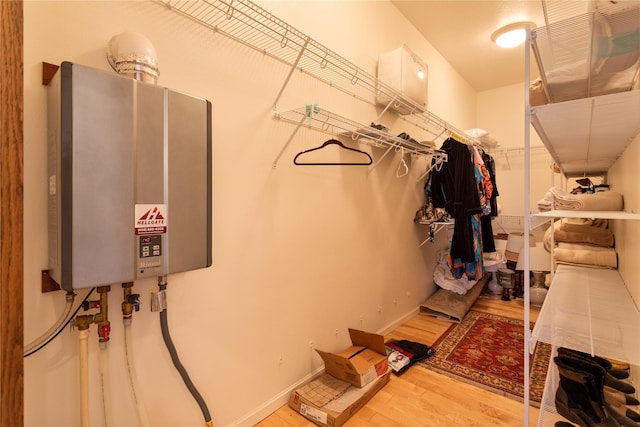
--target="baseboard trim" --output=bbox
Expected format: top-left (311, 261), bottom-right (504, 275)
top-left (227, 365), bottom-right (323, 426)
top-left (377, 306), bottom-right (421, 336)
top-left (229, 306), bottom-right (421, 426)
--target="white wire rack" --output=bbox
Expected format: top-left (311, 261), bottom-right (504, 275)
top-left (532, 90), bottom-right (640, 176)
top-left (274, 105), bottom-right (448, 173)
top-left (492, 144), bottom-right (548, 170)
top-left (533, 1), bottom-right (640, 102)
top-left (157, 0), bottom-right (480, 153)
top-left (158, 0), bottom-right (373, 108)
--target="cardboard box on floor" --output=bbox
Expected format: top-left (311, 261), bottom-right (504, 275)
top-left (289, 370), bottom-right (391, 427)
top-left (315, 328), bottom-right (388, 388)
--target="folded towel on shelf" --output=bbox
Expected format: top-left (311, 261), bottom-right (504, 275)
top-left (544, 218), bottom-right (614, 250)
top-left (554, 228), bottom-right (614, 248)
top-left (553, 243), bottom-right (618, 269)
top-left (549, 187), bottom-right (623, 211)
top-left (537, 191), bottom-right (553, 212)
top-left (562, 217), bottom-right (609, 228)
top-left (543, 218), bottom-right (617, 268)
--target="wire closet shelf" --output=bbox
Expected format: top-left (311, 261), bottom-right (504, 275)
top-left (157, 0), bottom-right (480, 163)
top-left (274, 105), bottom-right (448, 171)
top-left (532, 1), bottom-right (640, 103)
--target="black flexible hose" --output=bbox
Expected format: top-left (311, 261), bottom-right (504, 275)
top-left (24, 288), bottom-right (95, 358)
top-left (158, 282), bottom-right (212, 424)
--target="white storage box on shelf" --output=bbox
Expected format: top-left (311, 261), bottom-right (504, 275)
top-left (376, 44), bottom-right (428, 115)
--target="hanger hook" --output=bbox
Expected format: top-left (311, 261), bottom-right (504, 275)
top-left (320, 50), bottom-right (328, 69)
top-left (321, 116), bottom-right (330, 131)
top-left (396, 147), bottom-right (409, 178)
top-left (226, 0), bottom-right (234, 19)
top-left (281, 27), bottom-right (289, 48)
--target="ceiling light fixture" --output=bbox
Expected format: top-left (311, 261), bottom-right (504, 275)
top-left (491, 22), bottom-right (536, 49)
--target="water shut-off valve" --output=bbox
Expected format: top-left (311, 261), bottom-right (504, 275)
top-left (74, 285), bottom-right (111, 342)
top-left (122, 282), bottom-right (140, 322)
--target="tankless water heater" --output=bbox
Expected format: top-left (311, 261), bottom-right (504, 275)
top-left (48, 61), bottom-right (212, 291)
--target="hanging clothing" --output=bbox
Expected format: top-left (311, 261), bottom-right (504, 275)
top-left (447, 146), bottom-right (492, 280)
top-left (448, 213), bottom-right (484, 280)
top-left (481, 151), bottom-right (499, 217)
top-left (472, 146), bottom-right (493, 215)
top-left (429, 137), bottom-right (482, 263)
top-left (481, 213), bottom-right (496, 253)
top-left (479, 149), bottom-right (498, 253)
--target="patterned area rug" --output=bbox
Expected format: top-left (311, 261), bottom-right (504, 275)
top-left (418, 310), bottom-right (550, 406)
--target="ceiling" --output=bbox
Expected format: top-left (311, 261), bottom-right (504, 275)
top-left (392, 0), bottom-right (547, 92)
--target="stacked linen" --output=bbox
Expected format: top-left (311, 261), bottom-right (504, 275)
top-left (544, 218), bottom-right (617, 269)
top-left (553, 221), bottom-right (615, 247)
top-left (537, 191), bottom-right (553, 212)
top-left (537, 187), bottom-right (623, 212)
top-left (433, 249), bottom-right (478, 295)
top-left (552, 244), bottom-right (618, 269)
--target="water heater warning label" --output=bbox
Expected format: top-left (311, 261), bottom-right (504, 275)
top-left (135, 204), bottom-right (167, 235)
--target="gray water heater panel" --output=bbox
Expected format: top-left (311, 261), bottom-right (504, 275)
top-left (48, 61), bottom-right (212, 291)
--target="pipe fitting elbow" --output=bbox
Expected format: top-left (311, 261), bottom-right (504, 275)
top-left (74, 315), bottom-right (95, 331)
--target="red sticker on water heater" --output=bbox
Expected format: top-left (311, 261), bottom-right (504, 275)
top-left (135, 204), bottom-right (167, 235)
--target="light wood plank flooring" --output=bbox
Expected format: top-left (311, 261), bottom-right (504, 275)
top-left (255, 290), bottom-right (542, 427)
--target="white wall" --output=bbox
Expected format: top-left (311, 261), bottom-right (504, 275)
top-left (23, 2), bottom-right (477, 426)
top-left (583, 105), bottom-right (640, 400)
top-left (608, 132), bottom-right (640, 306)
top-left (476, 83), bottom-right (558, 218)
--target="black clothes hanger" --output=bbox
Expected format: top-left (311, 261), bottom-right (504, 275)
top-left (293, 138), bottom-right (373, 166)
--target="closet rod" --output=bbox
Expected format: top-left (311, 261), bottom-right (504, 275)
top-left (493, 145), bottom-right (546, 154)
top-left (404, 108), bottom-right (480, 148)
top-left (495, 145), bottom-right (548, 170)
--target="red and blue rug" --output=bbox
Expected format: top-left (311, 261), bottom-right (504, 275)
top-left (418, 310), bottom-right (550, 406)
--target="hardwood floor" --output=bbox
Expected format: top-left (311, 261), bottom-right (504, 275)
top-left (255, 290), bottom-right (542, 427)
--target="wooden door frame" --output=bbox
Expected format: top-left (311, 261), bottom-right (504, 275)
top-left (0, 1), bottom-right (24, 426)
